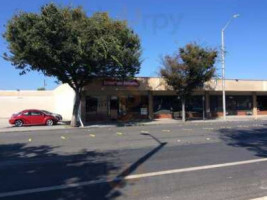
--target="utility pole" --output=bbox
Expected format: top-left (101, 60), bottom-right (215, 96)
top-left (221, 14), bottom-right (240, 120)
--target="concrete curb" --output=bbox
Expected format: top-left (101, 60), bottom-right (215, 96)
top-left (0, 125), bottom-right (75, 133)
top-left (1, 117), bottom-right (267, 132)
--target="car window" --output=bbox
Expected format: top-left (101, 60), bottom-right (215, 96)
top-left (31, 111), bottom-right (42, 116)
top-left (22, 112), bottom-right (30, 116)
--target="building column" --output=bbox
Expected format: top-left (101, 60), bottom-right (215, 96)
top-left (205, 92), bottom-right (211, 118)
top-left (148, 91), bottom-right (153, 120)
top-left (253, 92), bottom-right (257, 118)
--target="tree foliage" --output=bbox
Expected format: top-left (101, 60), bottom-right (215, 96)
top-left (160, 43), bottom-right (217, 121)
top-left (3, 3), bottom-right (141, 126)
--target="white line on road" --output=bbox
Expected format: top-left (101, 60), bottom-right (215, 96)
top-left (1, 158), bottom-right (267, 198)
top-left (250, 196), bottom-right (267, 200)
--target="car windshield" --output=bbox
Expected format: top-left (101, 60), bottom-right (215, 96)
top-left (41, 110), bottom-right (52, 115)
top-left (13, 112), bottom-right (22, 115)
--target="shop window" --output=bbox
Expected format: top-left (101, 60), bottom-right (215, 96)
top-left (210, 95), bottom-right (252, 113)
top-left (153, 96), bottom-right (181, 114)
top-left (86, 97), bottom-right (98, 113)
top-left (210, 96), bottom-right (222, 112)
top-left (186, 96), bottom-right (203, 113)
top-left (126, 96), bottom-right (148, 113)
top-left (257, 96), bottom-right (267, 111)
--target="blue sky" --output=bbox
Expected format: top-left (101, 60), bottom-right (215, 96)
top-left (0, 0), bottom-right (266, 90)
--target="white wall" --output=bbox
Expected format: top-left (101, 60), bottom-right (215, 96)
top-left (0, 84), bottom-right (75, 121)
top-left (53, 84), bottom-right (75, 121)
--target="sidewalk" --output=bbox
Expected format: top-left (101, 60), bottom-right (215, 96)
top-left (83, 115), bottom-right (267, 127)
top-left (1, 115), bottom-right (267, 132)
top-left (0, 118), bottom-right (73, 133)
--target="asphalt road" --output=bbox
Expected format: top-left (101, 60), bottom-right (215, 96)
top-left (1, 120), bottom-right (267, 200)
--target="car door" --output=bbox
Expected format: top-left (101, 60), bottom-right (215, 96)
top-left (29, 111), bottom-right (44, 125)
top-left (20, 111), bottom-right (31, 125)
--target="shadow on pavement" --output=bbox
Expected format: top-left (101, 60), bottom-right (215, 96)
top-left (219, 127), bottom-right (267, 157)
top-left (0, 143), bottom-right (120, 200)
top-left (0, 133), bottom-right (166, 200)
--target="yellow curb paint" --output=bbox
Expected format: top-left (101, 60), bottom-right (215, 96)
top-left (141, 131), bottom-right (149, 133)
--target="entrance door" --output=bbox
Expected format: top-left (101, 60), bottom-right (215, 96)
top-left (110, 96), bottom-right (119, 120)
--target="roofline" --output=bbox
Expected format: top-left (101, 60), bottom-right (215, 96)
top-left (136, 76), bottom-right (267, 82)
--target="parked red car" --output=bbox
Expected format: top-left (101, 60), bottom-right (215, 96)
top-left (9, 109), bottom-right (59, 127)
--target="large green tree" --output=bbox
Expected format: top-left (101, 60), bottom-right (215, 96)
top-left (3, 3), bottom-right (141, 126)
top-left (160, 43), bottom-right (217, 122)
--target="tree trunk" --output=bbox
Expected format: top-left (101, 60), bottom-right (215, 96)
top-left (70, 90), bottom-right (81, 127)
top-left (182, 98), bottom-right (186, 122)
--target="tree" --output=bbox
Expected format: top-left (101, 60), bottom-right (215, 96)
top-left (160, 43), bottom-right (217, 122)
top-left (3, 3), bottom-right (141, 126)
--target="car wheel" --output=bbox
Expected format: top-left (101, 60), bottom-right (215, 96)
top-left (15, 120), bottom-right (23, 127)
top-left (46, 119), bottom-right (54, 126)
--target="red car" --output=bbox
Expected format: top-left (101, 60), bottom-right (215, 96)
top-left (9, 109), bottom-right (59, 127)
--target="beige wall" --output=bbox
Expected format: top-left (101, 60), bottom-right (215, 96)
top-left (0, 84), bottom-right (75, 120)
top-left (83, 78), bottom-right (267, 93)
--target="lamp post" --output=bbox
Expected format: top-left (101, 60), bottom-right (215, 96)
top-left (221, 14), bottom-right (240, 120)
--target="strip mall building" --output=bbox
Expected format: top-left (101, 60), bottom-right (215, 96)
top-left (1, 77), bottom-right (267, 122)
top-left (80, 77), bottom-right (267, 122)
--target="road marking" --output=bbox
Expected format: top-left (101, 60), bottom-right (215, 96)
top-left (162, 130), bottom-right (171, 133)
top-left (250, 196), bottom-right (267, 200)
top-left (116, 132), bottom-right (123, 136)
top-left (28, 138), bottom-right (32, 142)
top-left (89, 134), bottom-right (95, 137)
top-left (183, 129), bottom-right (192, 131)
top-left (1, 158), bottom-right (267, 198)
top-left (203, 128), bottom-right (214, 130)
top-left (126, 158), bottom-right (267, 179)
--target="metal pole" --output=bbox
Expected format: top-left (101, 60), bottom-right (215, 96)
top-left (202, 94), bottom-right (205, 120)
top-left (221, 14), bottom-right (239, 120)
top-left (221, 30), bottom-right (226, 120)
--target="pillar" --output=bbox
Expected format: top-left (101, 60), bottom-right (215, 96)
top-left (205, 92), bottom-right (211, 118)
top-left (253, 92), bottom-right (257, 118)
top-left (148, 91), bottom-right (153, 120)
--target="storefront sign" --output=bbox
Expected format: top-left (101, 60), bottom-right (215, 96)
top-left (140, 108), bottom-right (148, 115)
top-left (103, 80), bottom-right (140, 87)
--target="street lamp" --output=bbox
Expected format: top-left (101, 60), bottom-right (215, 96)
top-left (221, 14), bottom-right (240, 120)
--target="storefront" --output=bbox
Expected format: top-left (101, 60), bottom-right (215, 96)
top-left (153, 95), bottom-right (204, 119)
top-left (85, 95), bottom-right (149, 121)
top-left (81, 79), bottom-right (151, 122)
top-left (210, 95), bottom-right (253, 117)
top-left (80, 78), bottom-right (267, 122)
